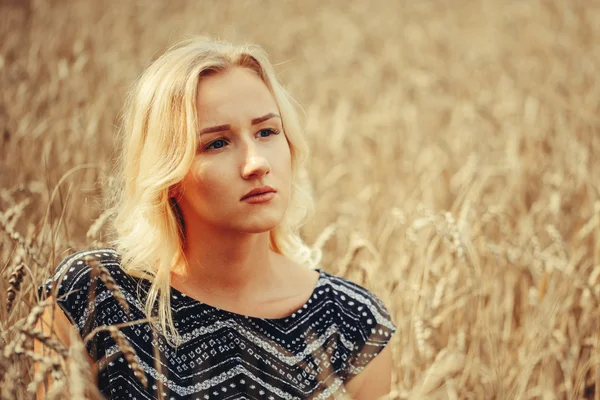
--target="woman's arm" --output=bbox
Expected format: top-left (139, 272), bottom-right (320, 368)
top-left (344, 343), bottom-right (394, 399)
top-left (33, 297), bottom-right (97, 399)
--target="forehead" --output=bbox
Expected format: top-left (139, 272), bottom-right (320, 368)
top-left (196, 67), bottom-right (279, 125)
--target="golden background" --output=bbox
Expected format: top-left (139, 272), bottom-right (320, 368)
top-left (1, 0), bottom-right (599, 398)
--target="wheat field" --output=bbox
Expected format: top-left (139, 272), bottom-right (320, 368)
top-left (1, 0), bottom-right (600, 398)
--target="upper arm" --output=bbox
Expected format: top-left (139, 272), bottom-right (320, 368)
top-left (33, 297), bottom-right (97, 399)
top-left (37, 250), bottom-right (102, 354)
top-left (332, 280), bottom-right (397, 399)
top-left (344, 337), bottom-right (394, 400)
top-left (35, 297), bottom-right (74, 350)
top-left (34, 251), bottom-right (105, 399)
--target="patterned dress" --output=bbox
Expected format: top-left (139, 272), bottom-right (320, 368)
top-left (38, 248), bottom-right (397, 399)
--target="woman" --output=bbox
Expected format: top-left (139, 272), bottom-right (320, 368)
top-left (36, 36), bottom-right (396, 399)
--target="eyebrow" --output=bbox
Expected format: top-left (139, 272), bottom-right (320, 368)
top-left (199, 113), bottom-right (281, 135)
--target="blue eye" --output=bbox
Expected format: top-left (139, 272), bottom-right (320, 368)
top-left (205, 139), bottom-right (228, 150)
top-left (259, 128), bottom-right (281, 138)
top-left (203, 129), bottom-right (280, 152)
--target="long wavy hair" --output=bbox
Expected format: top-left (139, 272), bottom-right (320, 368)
top-left (104, 36), bottom-right (320, 346)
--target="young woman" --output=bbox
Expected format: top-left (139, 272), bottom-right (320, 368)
top-left (36, 36), bottom-right (396, 399)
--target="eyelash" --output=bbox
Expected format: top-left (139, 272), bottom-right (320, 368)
top-left (203, 128), bottom-right (281, 151)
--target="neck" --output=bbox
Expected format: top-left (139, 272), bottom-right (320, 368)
top-left (172, 223), bottom-right (280, 299)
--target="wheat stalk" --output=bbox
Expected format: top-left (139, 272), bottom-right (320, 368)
top-left (68, 335), bottom-right (88, 399)
top-left (67, 329), bottom-right (104, 399)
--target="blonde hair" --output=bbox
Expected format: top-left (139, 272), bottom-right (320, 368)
top-left (104, 36), bottom-right (320, 346)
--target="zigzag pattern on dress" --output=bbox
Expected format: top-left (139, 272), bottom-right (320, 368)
top-left (39, 248), bottom-right (397, 399)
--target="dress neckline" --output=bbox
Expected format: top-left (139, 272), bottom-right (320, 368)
top-left (134, 267), bottom-right (326, 323)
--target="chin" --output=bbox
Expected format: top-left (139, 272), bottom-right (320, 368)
top-left (243, 226), bottom-right (278, 234)
top-left (241, 219), bottom-right (281, 234)
top-left (237, 212), bottom-right (285, 234)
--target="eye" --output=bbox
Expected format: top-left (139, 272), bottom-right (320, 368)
top-left (258, 128), bottom-right (281, 138)
top-left (204, 139), bottom-right (228, 151)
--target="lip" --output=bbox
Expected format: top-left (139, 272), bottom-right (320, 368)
top-left (240, 185), bottom-right (277, 201)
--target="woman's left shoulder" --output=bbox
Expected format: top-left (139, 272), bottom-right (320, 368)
top-left (317, 269), bottom-right (397, 378)
top-left (318, 269), bottom-right (396, 330)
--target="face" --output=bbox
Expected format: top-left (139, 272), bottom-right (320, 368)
top-left (173, 66), bottom-right (292, 235)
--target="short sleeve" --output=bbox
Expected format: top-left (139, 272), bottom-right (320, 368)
top-left (37, 250), bottom-right (103, 360)
top-left (343, 285), bottom-right (397, 379)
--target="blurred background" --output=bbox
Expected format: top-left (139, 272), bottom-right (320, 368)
top-left (1, 0), bottom-right (599, 398)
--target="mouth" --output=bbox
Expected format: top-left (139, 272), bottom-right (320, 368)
top-left (241, 186), bottom-right (277, 201)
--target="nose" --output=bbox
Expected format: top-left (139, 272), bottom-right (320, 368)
top-left (241, 145), bottom-right (271, 180)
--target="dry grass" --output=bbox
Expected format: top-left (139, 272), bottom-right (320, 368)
top-left (1, 0), bottom-right (600, 398)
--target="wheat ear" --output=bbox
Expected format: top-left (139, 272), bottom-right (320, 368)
top-left (20, 327), bottom-right (69, 357)
top-left (25, 299), bottom-right (54, 329)
top-left (107, 326), bottom-right (148, 388)
top-left (27, 356), bottom-right (62, 394)
top-left (84, 255), bottom-right (130, 313)
top-left (86, 209), bottom-right (113, 240)
top-left (45, 377), bottom-right (67, 400)
top-left (0, 211), bottom-right (44, 266)
top-left (6, 257), bottom-right (26, 313)
top-left (1, 364), bottom-right (19, 400)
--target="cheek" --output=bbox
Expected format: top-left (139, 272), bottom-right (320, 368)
top-left (185, 161), bottom-right (232, 197)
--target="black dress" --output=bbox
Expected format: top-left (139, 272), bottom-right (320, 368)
top-left (38, 248), bottom-right (397, 399)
